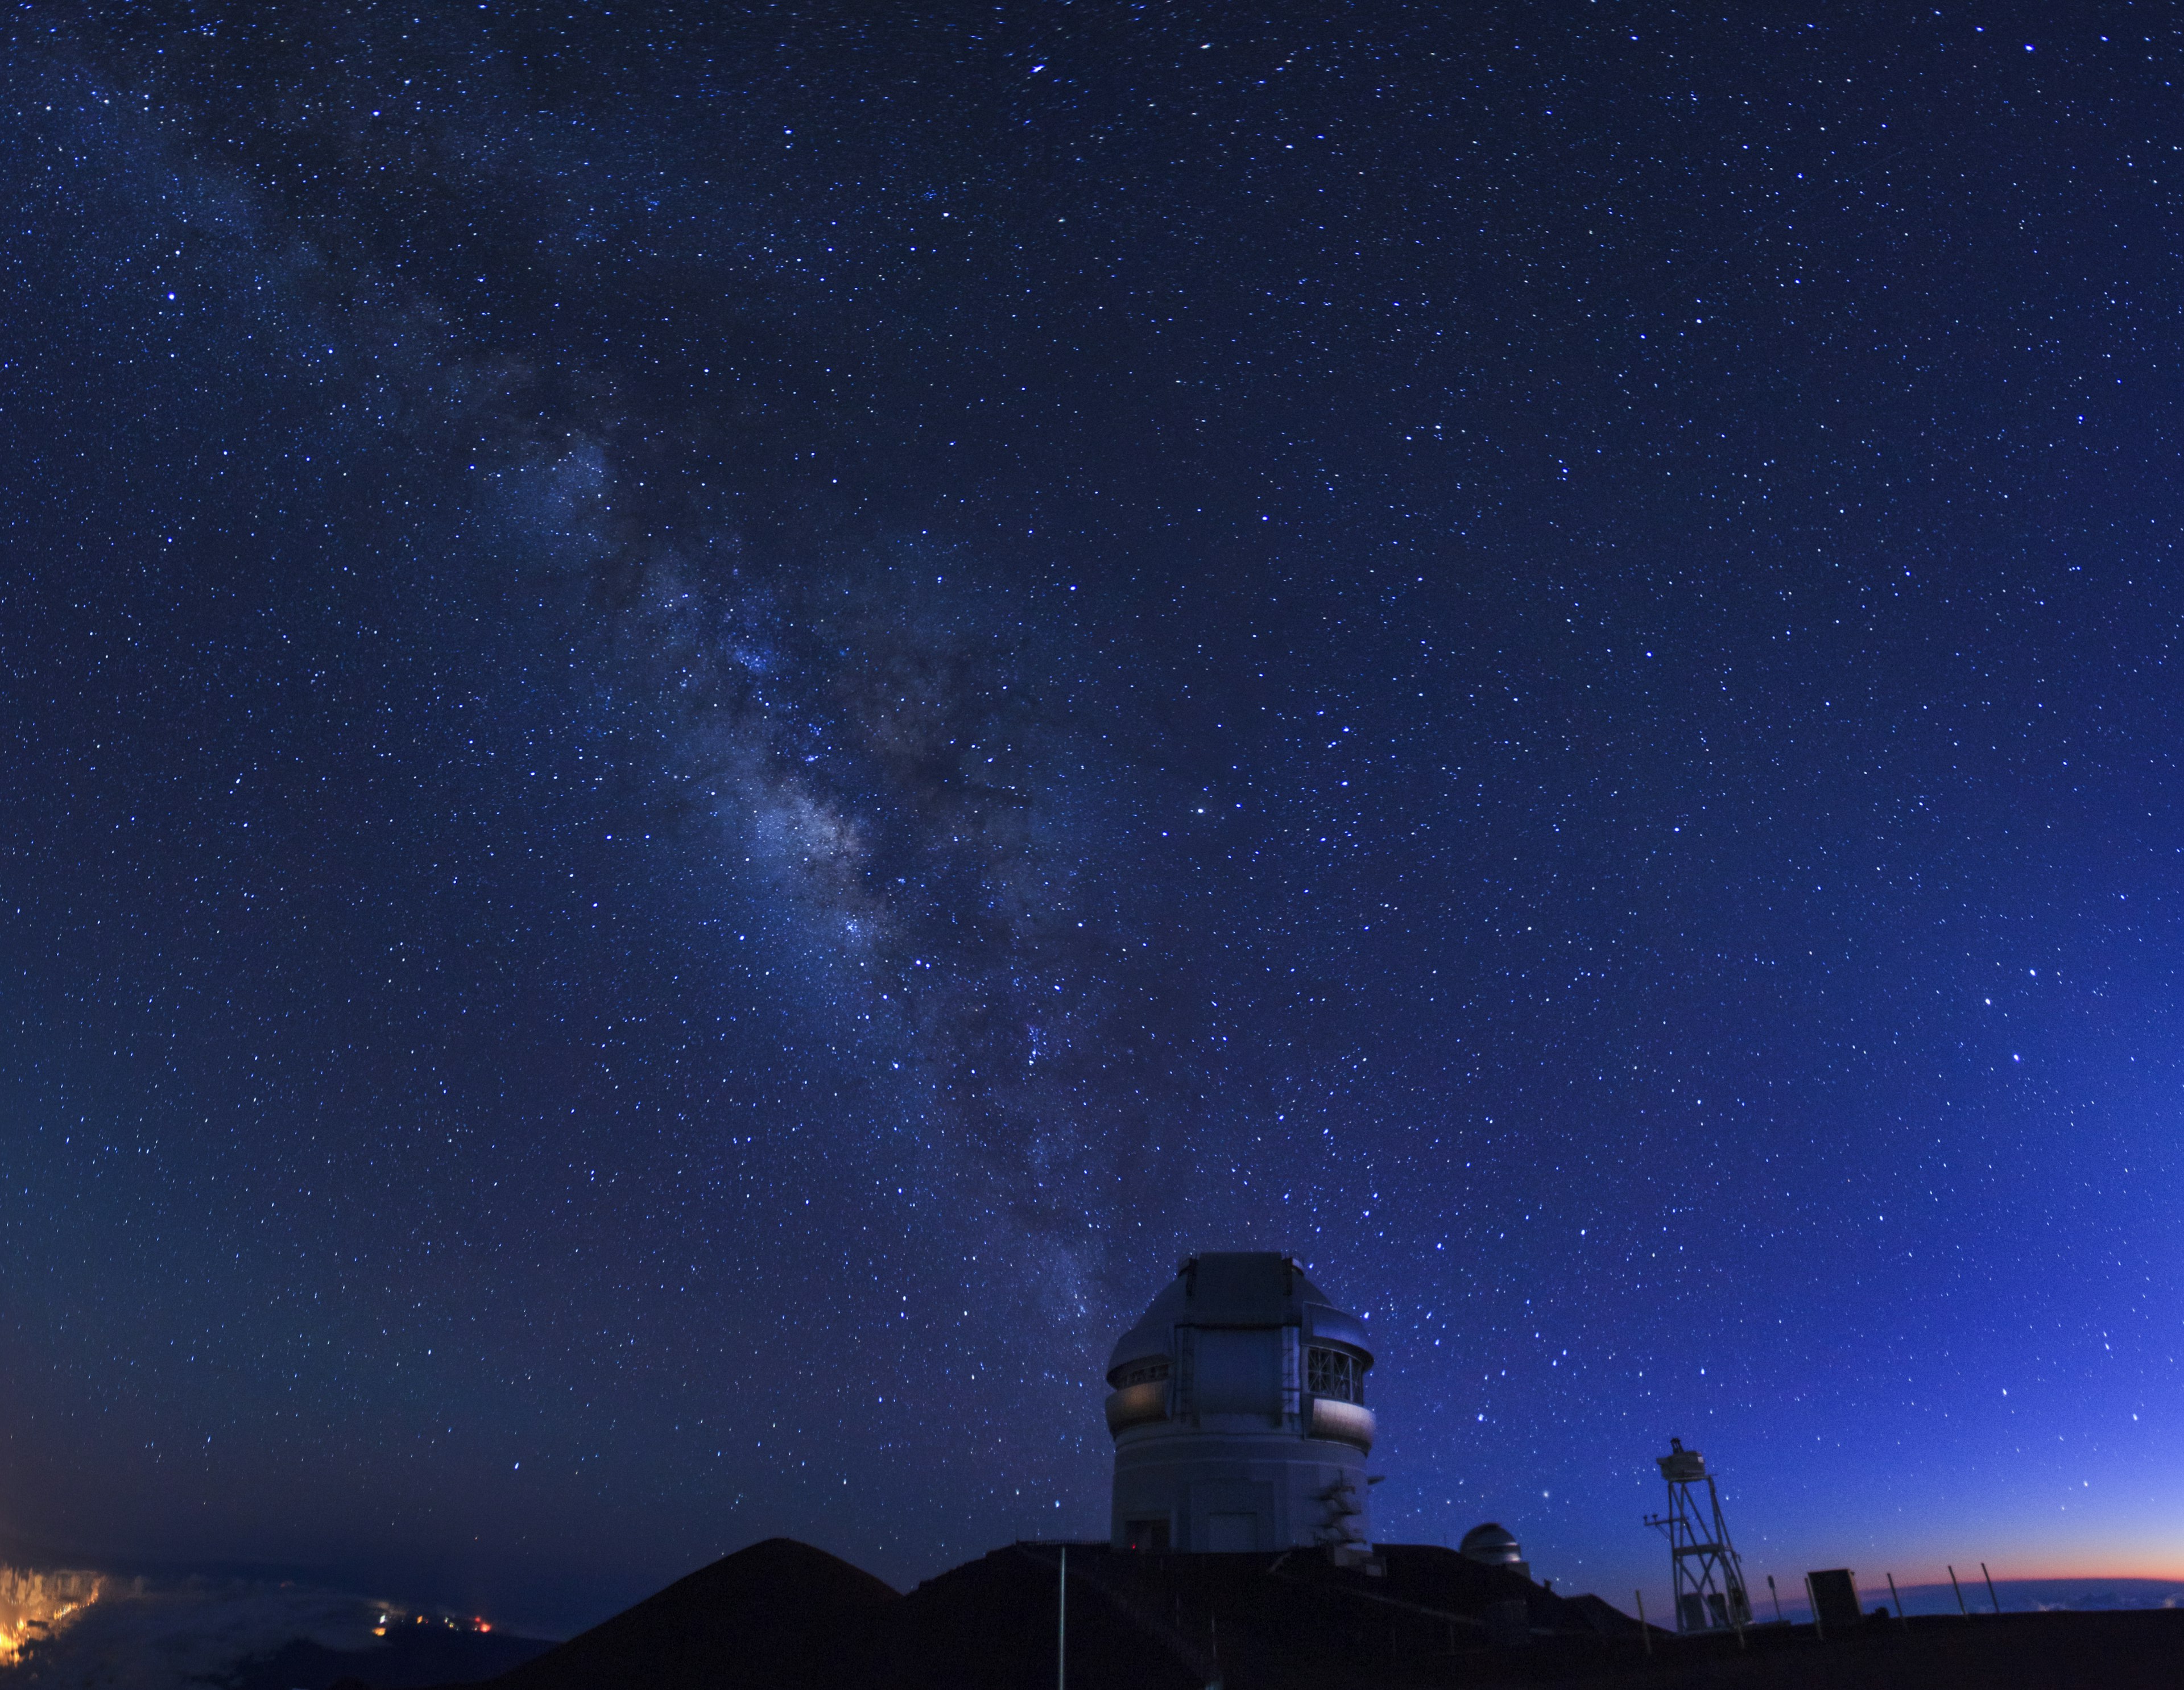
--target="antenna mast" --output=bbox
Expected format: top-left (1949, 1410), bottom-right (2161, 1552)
top-left (1643, 1439), bottom-right (1752, 1634)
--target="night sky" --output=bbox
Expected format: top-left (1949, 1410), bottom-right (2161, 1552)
top-left (3, 0), bottom-right (2182, 1638)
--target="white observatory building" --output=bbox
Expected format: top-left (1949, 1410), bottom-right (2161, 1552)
top-left (1103, 1252), bottom-right (1377, 1557)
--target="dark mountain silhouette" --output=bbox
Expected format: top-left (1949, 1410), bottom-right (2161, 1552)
top-left (421, 1539), bottom-right (1623, 1689)
top-left (406, 1539), bottom-right (2184, 1690)
top-left (479, 1537), bottom-right (896, 1690)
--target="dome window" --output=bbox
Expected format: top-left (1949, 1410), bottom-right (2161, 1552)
top-left (1307, 1345), bottom-right (1363, 1404)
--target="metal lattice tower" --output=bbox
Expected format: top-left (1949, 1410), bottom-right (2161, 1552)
top-left (1643, 1439), bottom-right (1752, 1634)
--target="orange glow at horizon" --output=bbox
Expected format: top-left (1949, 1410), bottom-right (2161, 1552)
top-left (1986, 1553), bottom-right (2184, 1583)
top-left (0, 1566), bottom-right (106, 1665)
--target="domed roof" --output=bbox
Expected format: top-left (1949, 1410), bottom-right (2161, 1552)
top-left (1459, 1523), bottom-right (1524, 1565)
top-left (1105, 1251), bottom-right (1372, 1378)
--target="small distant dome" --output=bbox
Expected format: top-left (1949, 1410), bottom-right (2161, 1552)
top-left (1460, 1523), bottom-right (1525, 1567)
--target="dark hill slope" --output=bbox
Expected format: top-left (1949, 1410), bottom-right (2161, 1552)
top-left (438, 1540), bottom-right (1612, 1690)
top-left (481, 1536), bottom-right (897, 1690)
top-left (426, 1541), bottom-right (2184, 1690)
top-left (871, 1543), bottom-right (1210, 1690)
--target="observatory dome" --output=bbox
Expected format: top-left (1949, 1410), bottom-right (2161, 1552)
top-left (1103, 1252), bottom-right (1378, 1558)
top-left (1459, 1523), bottom-right (1527, 1571)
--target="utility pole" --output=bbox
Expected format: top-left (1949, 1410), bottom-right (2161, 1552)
top-left (1057, 1544), bottom-right (1066, 1690)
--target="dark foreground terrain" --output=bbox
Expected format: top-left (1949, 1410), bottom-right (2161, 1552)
top-left (228, 1625), bottom-right (551, 1690)
top-left (316, 1536), bottom-right (2184, 1690)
